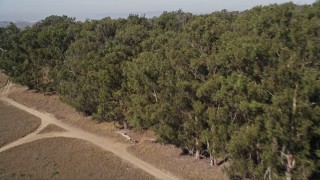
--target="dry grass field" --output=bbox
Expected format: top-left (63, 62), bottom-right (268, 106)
top-left (0, 72), bottom-right (41, 147)
top-left (0, 137), bottom-right (154, 180)
top-left (128, 143), bottom-right (226, 180)
top-left (8, 87), bottom-right (121, 140)
top-left (0, 101), bottom-right (41, 147)
top-left (37, 124), bottom-right (66, 134)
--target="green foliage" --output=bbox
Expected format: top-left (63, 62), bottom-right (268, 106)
top-left (1, 3), bottom-right (319, 178)
top-left (0, 16), bottom-right (80, 91)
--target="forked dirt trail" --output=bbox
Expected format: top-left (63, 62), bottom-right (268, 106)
top-left (0, 81), bottom-right (179, 180)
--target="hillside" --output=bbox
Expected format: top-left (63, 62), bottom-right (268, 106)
top-left (0, 21), bottom-right (34, 29)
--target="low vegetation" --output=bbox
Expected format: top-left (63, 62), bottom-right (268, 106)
top-left (0, 137), bottom-right (154, 180)
top-left (0, 2), bottom-right (319, 179)
top-left (37, 124), bottom-right (66, 134)
top-left (0, 101), bottom-right (41, 147)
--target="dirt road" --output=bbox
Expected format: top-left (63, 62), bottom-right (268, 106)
top-left (0, 81), bottom-right (179, 180)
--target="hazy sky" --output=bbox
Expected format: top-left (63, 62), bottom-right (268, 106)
top-left (0, 0), bottom-right (316, 21)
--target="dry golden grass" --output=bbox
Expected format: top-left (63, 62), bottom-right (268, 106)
top-left (0, 137), bottom-right (154, 180)
top-left (37, 124), bottom-right (66, 134)
top-left (0, 101), bottom-right (41, 147)
top-left (128, 143), bottom-right (226, 180)
top-left (8, 87), bottom-right (121, 140)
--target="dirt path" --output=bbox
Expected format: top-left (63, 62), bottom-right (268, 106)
top-left (0, 82), bottom-right (179, 180)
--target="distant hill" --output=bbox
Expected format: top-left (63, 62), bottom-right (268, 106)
top-left (0, 21), bottom-right (34, 29)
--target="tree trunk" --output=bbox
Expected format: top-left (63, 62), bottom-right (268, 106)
top-left (285, 172), bottom-right (292, 180)
top-left (264, 166), bottom-right (272, 180)
top-left (207, 139), bottom-right (215, 166)
top-left (151, 88), bottom-right (158, 103)
top-left (269, 167), bottom-right (272, 180)
top-left (209, 154), bottom-right (218, 166)
top-left (292, 83), bottom-right (298, 113)
top-left (123, 121), bottom-right (128, 129)
top-left (285, 154), bottom-right (295, 180)
top-left (195, 137), bottom-right (200, 159)
top-left (195, 149), bottom-right (200, 159)
top-left (210, 158), bottom-right (214, 166)
top-left (117, 130), bottom-right (137, 143)
top-left (119, 99), bottom-right (128, 129)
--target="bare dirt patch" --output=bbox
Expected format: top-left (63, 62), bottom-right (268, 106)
top-left (37, 124), bottom-right (66, 134)
top-left (0, 101), bottom-right (41, 147)
top-left (0, 137), bottom-right (154, 180)
top-left (128, 143), bottom-right (226, 180)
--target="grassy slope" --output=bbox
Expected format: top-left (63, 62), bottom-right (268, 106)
top-left (0, 137), bottom-right (154, 180)
top-left (0, 73), bottom-right (41, 147)
top-left (0, 101), bottom-right (41, 147)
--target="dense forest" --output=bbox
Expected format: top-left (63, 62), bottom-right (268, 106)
top-left (1, 2), bottom-right (319, 179)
